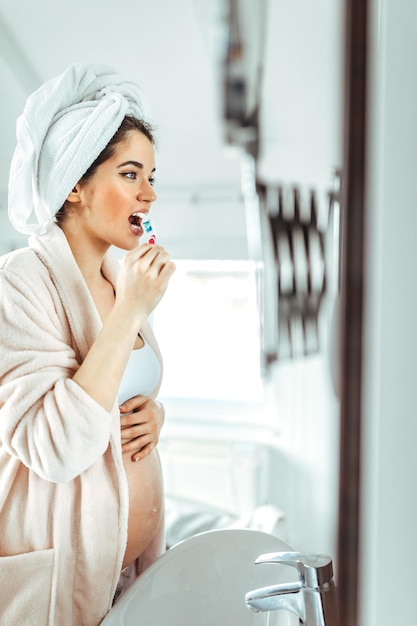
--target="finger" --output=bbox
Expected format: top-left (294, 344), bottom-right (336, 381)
top-left (122, 434), bottom-right (155, 456)
top-left (147, 247), bottom-right (170, 267)
top-left (130, 245), bottom-right (169, 270)
top-left (121, 423), bottom-right (157, 441)
top-left (120, 412), bottom-right (152, 428)
top-left (127, 243), bottom-right (165, 261)
top-left (159, 259), bottom-right (176, 279)
top-left (120, 433), bottom-right (150, 444)
top-left (120, 414), bottom-right (147, 428)
top-left (132, 442), bottom-right (155, 462)
top-left (120, 411), bottom-right (157, 429)
top-left (135, 246), bottom-right (173, 277)
top-left (121, 429), bottom-right (155, 446)
top-left (139, 243), bottom-right (166, 256)
top-left (119, 395), bottom-right (148, 414)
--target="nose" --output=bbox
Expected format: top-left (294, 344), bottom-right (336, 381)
top-left (138, 178), bottom-right (157, 204)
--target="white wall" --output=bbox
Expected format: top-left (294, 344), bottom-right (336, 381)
top-left (268, 353), bottom-right (340, 561)
top-left (360, 1), bottom-right (417, 624)
top-left (252, 0), bottom-right (344, 567)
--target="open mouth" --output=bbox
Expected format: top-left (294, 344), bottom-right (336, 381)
top-left (128, 212), bottom-right (144, 235)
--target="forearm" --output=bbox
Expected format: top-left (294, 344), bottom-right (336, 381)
top-left (72, 306), bottom-right (142, 411)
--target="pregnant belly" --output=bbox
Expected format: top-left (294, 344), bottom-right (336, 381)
top-left (122, 449), bottom-right (164, 568)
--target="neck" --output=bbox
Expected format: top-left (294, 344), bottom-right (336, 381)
top-left (60, 221), bottom-right (110, 285)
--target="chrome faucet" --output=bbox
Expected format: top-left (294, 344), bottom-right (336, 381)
top-left (245, 551), bottom-right (339, 625)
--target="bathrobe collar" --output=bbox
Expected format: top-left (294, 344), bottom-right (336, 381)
top-left (29, 221), bottom-right (120, 361)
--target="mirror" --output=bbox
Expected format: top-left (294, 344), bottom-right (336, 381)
top-left (0, 0), bottom-right (343, 576)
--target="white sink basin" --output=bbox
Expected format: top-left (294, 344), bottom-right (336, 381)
top-left (102, 528), bottom-right (299, 625)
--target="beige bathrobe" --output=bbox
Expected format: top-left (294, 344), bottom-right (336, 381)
top-left (0, 223), bottom-right (163, 625)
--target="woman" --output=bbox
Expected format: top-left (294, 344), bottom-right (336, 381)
top-left (0, 64), bottom-right (175, 624)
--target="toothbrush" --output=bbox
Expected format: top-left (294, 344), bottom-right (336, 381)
top-left (142, 218), bottom-right (156, 244)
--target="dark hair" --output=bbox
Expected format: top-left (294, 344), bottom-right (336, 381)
top-left (55, 115), bottom-right (155, 223)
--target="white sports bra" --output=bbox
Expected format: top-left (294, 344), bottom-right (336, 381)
top-left (118, 337), bottom-right (161, 404)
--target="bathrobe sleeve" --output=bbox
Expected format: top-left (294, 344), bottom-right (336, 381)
top-left (0, 262), bottom-right (115, 483)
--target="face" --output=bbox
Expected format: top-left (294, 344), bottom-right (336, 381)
top-left (73, 130), bottom-right (157, 251)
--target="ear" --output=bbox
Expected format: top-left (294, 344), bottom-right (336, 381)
top-left (66, 184), bottom-right (82, 204)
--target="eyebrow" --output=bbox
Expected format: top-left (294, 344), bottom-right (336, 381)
top-left (118, 160), bottom-right (156, 173)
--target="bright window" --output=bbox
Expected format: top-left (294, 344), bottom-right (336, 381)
top-left (152, 259), bottom-right (264, 403)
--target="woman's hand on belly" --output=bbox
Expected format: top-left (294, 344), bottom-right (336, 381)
top-left (119, 396), bottom-right (165, 462)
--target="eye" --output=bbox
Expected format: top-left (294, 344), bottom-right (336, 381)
top-left (149, 177), bottom-right (156, 187)
top-left (122, 171), bottom-right (138, 180)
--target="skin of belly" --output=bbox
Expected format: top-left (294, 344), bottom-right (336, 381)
top-left (122, 448), bottom-right (164, 569)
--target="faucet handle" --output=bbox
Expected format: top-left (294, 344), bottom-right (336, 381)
top-left (255, 551), bottom-right (334, 590)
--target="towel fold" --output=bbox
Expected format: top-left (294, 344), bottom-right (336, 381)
top-left (8, 63), bottom-right (146, 235)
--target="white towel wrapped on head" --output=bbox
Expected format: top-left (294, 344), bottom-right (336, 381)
top-left (8, 63), bottom-right (147, 236)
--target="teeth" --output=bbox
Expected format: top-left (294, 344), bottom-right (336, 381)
top-left (129, 213), bottom-right (143, 227)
